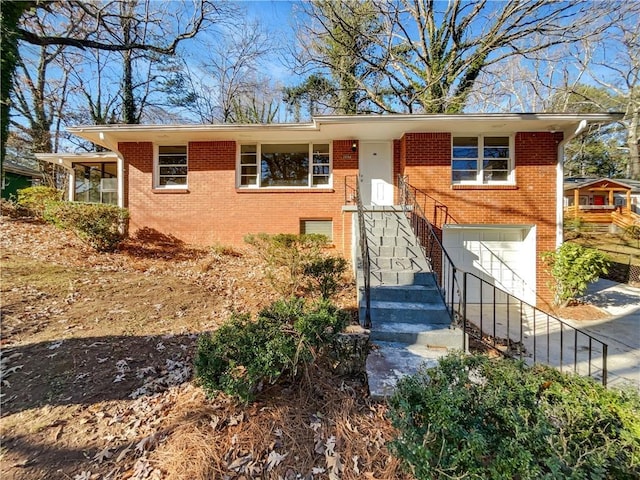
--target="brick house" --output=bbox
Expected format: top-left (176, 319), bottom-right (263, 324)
top-left (41, 113), bottom-right (620, 306)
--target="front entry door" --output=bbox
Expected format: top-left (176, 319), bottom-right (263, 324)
top-left (359, 142), bottom-right (393, 205)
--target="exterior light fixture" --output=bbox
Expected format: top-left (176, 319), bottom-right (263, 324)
top-left (351, 141), bottom-right (357, 152)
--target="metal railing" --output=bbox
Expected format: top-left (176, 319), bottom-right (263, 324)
top-left (398, 175), bottom-right (462, 330)
top-left (461, 272), bottom-right (608, 385)
top-left (354, 177), bottom-right (372, 329)
top-left (398, 175), bottom-right (608, 386)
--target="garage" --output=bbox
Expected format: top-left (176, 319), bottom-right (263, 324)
top-left (442, 225), bottom-right (537, 305)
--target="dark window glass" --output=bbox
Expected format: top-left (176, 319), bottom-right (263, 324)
top-left (261, 144), bottom-right (309, 187)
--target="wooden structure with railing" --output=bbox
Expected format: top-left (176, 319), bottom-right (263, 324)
top-left (564, 178), bottom-right (640, 227)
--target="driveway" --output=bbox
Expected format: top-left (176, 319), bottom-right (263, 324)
top-left (570, 279), bottom-right (640, 390)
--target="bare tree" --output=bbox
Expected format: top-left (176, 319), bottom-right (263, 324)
top-left (296, 0), bottom-right (621, 114)
top-left (168, 21), bottom-right (280, 124)
top-left (2, 0), bottom-right (228, 163)
top-left (11, 45), bottom-right (69, 154)
top-left (574, 16), bottom-right (640, 179)
top-left (470, 4), bottom-right (639, 179)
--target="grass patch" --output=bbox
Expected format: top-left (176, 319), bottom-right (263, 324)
top-left (568, 233), bottom-right (640, 266)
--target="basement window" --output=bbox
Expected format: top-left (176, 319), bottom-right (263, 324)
top-left (300, 219), bottom-right (333, 242)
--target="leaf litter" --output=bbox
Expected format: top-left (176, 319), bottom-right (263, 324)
top-left (0, 216), bottom-right (410, 479)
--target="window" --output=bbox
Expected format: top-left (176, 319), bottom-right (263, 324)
top-left (73, 161), bottom-right (117, 204)
top-left (238, 143), bottom-right (331, 188)
top-left (312, 144), bottom-right (330, 186)
top-left (452, 136), bottom-right (512, 184)
top-left (157, 145), bottom-right (187, 188)
top-left (240, 144), bottom-right (257, 186)
top-left (300, 219), bottom-right (333, 241)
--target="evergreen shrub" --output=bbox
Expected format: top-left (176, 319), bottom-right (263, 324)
top-left (388, 353), bottom-right (640, 480)
top-left (195, 297), bottom-right (347, 402)
top-left (16, 186), bottom-right (62, 218)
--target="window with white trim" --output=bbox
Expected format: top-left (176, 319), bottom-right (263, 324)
top-left (156, 145), bottom-right (187, 188)
top-left (300, 219), bottom-right (333, 241)
top-left (238, 143), bottom-right (332, 188)
top-left (452, 136), bottom-right (513, 184)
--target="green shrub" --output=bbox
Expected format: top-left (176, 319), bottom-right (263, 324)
top-left (43, 201), bottom-right (129, 251)
top-left (16, 186), bottom-right (63, 218)
top-left (292, 299), bottom-right (347, 349)
top-left (388, 353), bottom-right (640, 480)
top-left (304, 256), bottom-right (348, 300)
top-left (542, 242), bottom-right (609, 306)
top-left (195, 297), bottom-right (346, 402)
top-left (244, 233), bottom-right (328, 296)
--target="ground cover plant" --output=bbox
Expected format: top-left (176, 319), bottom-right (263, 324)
top-left (0, 215), bottom-right (412, 480)
top-left (388, 353), bottom-right (640, 480)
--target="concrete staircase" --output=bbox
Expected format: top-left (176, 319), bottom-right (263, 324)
top-left (358, 207), bottom-right (465, 400)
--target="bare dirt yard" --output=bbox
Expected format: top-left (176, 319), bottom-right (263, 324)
top-left (1, 217), bottom-right (410, 480)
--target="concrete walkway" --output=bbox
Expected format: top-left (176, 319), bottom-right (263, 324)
top-left (571, 279), bottom-right (640, 390)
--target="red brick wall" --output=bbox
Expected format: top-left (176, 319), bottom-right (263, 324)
top-left (400, 131), bottom-right (563, 305)
top-left (119, 131), bottom-right (563, 304)
top-left (118, 140), bottom-right (358, 258)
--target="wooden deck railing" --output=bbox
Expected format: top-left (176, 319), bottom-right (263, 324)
top-left (565, 206), bottom-right (640, 226)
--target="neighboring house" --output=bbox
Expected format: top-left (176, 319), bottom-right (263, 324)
top-left (40, 113), bottom-right (621, 306)
top-left (563, 177), bottom-right (640, 231)
top-left (1, 161), bottom-right (43, 200)
top-left (565, 176), bottom-right (640, 215)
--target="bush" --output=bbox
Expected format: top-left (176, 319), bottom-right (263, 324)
top-left (16, 186), bottom-right (63, 218)
top-left (195, 297), bottom-right (346, 402)
top-left (388, 353), bottom-right (640, 480)
top-left (304, 256), bottom-right (348, 300)
top-left (43, 201), bottom-right (129, 251)
top-left (244, 233), bottom-right (329, 296)
top-left (542, 242), bottom-right (609, 306)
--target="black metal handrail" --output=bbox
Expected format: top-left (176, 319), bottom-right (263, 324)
top-left (398, 175), bottom-right (608, 385)
top-left (461, 271), bottom-right (608, 386)
top-left (398, 175), bottom-right (463, 332)
top-left (354, 177), bottom-right (371, 329)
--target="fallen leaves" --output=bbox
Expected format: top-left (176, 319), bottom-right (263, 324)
top-left (0, 217), bottom-right (410, 480)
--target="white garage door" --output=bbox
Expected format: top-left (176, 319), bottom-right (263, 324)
top-left (443, 225), bottom-right (536, 305)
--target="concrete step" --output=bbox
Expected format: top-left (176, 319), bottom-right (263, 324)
top-left (366, 341), bottom-right (445, 400)
top-left (369, 226), bottom-right (413, 237)
top-left (368, 235), bottom-right (418, 247)
top-left (366, 217), bottom-right (411, 229)
top-left (370, 256), bottom-right (429, 271)
top-left (369, 244), bottom-right (424, 258)
top-left (370, 284), bottom-right (441, 303)
top-left (370, 270), bottom-right (437, 286)
top-left (370, 323), bottom-right (465, 349)
top-left (368, 300), bottom-right (451, 325)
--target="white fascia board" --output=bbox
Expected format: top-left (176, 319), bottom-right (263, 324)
top-left (35, 152), bottom-right (119, 169)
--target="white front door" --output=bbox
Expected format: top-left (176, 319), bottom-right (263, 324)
top-left (359, 142), bottom-right (393, 206)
